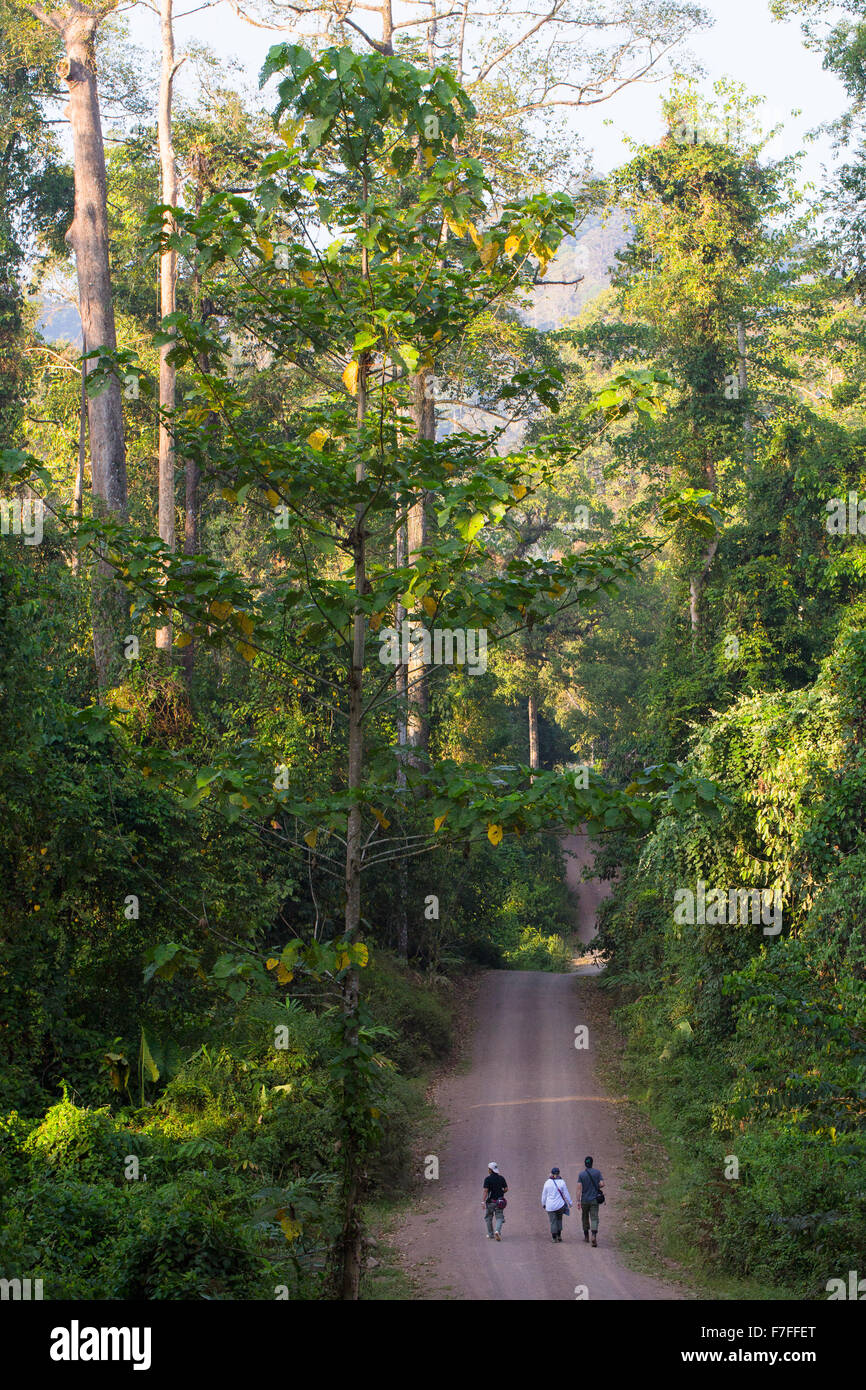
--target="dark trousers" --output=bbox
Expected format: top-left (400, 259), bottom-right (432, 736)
top-left (548, 1207), bottom-right (565, 1237)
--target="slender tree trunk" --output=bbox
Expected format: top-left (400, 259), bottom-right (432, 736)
top-left (335, 352), bottom-right (370, 1301)
top-left (528, 691), bottom-right (539, 772)
top-left (155, 0), bottom-right (180, 652)
top-left (395, 515), bottom-right (409, 961)
top-left (181, 170), bottom-right (208, 689)
top-left (181, 447), bottom-right (200, 688)
top-left (72, 325), bottom-right (87, 575)
top-left (407, 368), bottom-right (434, 759)
top-left (30, 3), bottom-right (128, 686)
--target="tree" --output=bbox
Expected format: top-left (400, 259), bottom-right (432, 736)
top-left (608, 87), bottom-right (800, 635)
top-left (26, 0), bottom-right (128, 685)
top-left (154, 0), bottom-right (183, 652)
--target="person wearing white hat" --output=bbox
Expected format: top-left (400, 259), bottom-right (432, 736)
top-left (482, 1161), bottom-right (508, 1240)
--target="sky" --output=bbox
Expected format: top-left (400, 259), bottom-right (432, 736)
top-left (124, 0), bottom-right (850, 191)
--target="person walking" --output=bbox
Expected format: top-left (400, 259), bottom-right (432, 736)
top-left (540, 1166), bottom-right (572, 1242)
top-left (482, 1161), bottom-right (508, 1240)
top-left (577, 1155), bottom-right (605, 1246)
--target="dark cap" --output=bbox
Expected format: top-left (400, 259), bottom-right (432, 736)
top-left (551, 1166), bottom-right (560, 1175)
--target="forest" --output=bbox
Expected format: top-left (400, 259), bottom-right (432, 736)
top-left (1, 0), bottom-right (865, 1312)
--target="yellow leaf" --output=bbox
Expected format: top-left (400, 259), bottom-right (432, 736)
top-left (335, 950), bottom-right (350, 970)
top-left (279, 1215), bottom-right (302, 1241)
top-left (141, 766), bottom-right (150, 777)
top-left (434, 814), bottom-right (447, 832)
top-left (307, 428), bottom-right (328, 450)
top-left (221, 488), bottom-right (237, 502)
top-left (275, 963), bottom-right (293, 984)
top-left (299, 269), bottom-right (315, 288)
top-left (304, 829), bottom-right (318, 848)
top-left (487, 823), bottom-right (503, 846)
top-left (504, 234), bottom-right (521, 257)
top-left (174, 632), bottom-right (192, 648)
top-left (257, 236), bottom-right (274, 261)
top-left (241, 796), bottom-right (251, 809)
top-left (209, 599), bottom-right (233, 621)
top-left (342, 360), bottom-right (360, 396)
top-left (422, 147), bottom-right (435, 168)
top-left (353, 943), bottom-right (369, 967)
top-left (370, 611), bottom-right (384, 632)
top-left (279, 117), bottom-right (302, 147)
top-left (421, 595), bottom-right (437, 618)
top-left (383, 163), bottom-right (399, 176)
top-left (480, 240), bottom-right (499, 270)
top-left (238, 642), bottom-right (256, 662)
top-left (238, 613), bottom-right (254, 637)
top-left (467, 223), bottom-right (482, 248)
top-left (371, 807), bottom-right (390, 829)
top-left (266, 958), bottom-right (279, 970)
top-left (370, 1106), bottom-right (380, 1118)
top-left (265, 488), bottom-right (280, 507)
top-left (511, 483), bottom-right (527, 501)
top-left (445, 217), bottom-right (466, 237)
top-left (432, 329), bottom-right (443, 341)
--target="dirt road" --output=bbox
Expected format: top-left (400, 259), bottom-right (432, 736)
top-left (393, 835), bottom-right (681, 1300)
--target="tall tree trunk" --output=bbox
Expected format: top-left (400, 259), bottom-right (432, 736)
top-left (407, 368), bottom-right (434, 759)
top-left (395, 515), bottom-right (409, 961)
top-left (155, 0), bottom-right (180, 652)
top-left (334, 352), bottom-right (370, 1301)
top-left (181, 447), bottom-right (200, 688)
top-left (528, 691), bottom-right (539, 773)
top-left (181, 167), bottom-right (208, 689)
top-left (72, 324), bottom-right (87, 575)
top-left (30, 2), bottom-right (128, 686)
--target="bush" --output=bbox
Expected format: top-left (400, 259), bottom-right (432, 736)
top-left (23, 1095), bottom-right (145, 1185)
top-left (109, 1173), bottom-right (271, 1300)
top-left (0, 1177), bottom-right (139, 1299)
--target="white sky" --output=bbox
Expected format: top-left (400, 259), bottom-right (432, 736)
top-left (123, 0), bottom-right (849, 189)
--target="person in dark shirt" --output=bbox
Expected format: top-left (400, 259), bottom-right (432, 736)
top-left (482, 1161), bottom-right (508, 1240)
top-left (577, 1155), bottom-right (605, 1246)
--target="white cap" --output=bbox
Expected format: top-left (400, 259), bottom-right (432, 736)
top-left (488, 1161), bottom-right (499, 1172)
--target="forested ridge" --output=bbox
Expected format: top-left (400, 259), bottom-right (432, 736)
top-left (1, 0), bottom-right (865, 1306)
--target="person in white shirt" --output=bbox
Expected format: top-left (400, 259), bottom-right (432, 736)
top-left (540, 1166), bottom-right (573, 1242)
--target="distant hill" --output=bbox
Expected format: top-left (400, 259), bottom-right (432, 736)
top-left (34, 299), bottom-right (82, 347)
top-left (521, 211), bottom-right (629, 331)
